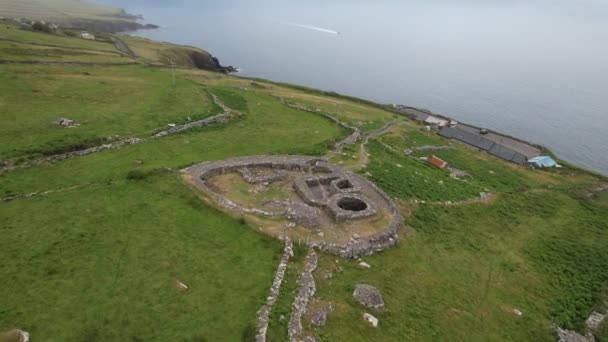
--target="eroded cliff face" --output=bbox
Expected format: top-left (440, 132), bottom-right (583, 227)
top-left (191, 51), bottom-right (237, 73)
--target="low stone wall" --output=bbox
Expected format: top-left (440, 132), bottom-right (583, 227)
top-left (288, 250), bottom-right (318, 342)
top-left (238, 167), bottom-right (288, 184)
top-left (153, 114), bottom-right (228, 138)
top-left (183, 155), bottom-right (402, 258)
top-left (283, 100), bottom-right (362, 152)
top-left (256, 238), bottom-right (294, 342)
top-left (310, 172), bottom-right (401, 258)
top-left (326, 193), bottom-right (377, 222)
top-left (3, 92), bottom-right (235, 175)
top-left (30, 137), bottom-right (143, 166)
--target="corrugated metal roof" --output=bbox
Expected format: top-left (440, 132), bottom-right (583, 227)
top-left (439, 127), bottom-right (528, 165)
top-left (439, 127), bottom-right (495, 151)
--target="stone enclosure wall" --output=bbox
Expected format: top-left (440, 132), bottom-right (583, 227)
top-left (183, 155), bottom-right (401, 259)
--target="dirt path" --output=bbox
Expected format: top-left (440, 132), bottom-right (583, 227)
top-left (356, 122), bottom-right (395, 169)
top-left (112, 37), bottom-right (136, 58)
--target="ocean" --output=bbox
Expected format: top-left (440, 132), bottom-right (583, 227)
top-left (96, 0), bottom-right (608, 175)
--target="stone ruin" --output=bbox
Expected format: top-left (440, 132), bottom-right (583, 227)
top-left (183, 155), bottom-right (401, 258)
top-left (183, 156), bottom-right (403, 342)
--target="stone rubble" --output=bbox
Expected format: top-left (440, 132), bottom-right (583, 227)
top-left (557, 327), bottom-right (595, 342)
top-left (353, 284), bottom-right (385, 310)
top-left (255, 238), bottom-right (294, 342)
top-left (184, 155), bottom-right (402, 258)
top-left (586, 312), bottom-right (606, 331)
top-left (288, 250), bottom-right (318, 342)
top-left (308, 302), bottom-right (332, 327)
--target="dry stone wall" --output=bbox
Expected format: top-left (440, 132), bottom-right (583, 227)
top-left (255, 238), bottom-right (294, 342)
top-left (288, 250), bottom-right (318, 342)
top-left (183, 155), bottom-right (401, 258)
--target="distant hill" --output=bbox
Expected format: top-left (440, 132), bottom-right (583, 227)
top-left (0, 0), bottom-right (157, 32)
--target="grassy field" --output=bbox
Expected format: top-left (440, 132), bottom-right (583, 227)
top-left (1, 22), bottom-right (608, 342)
top-left (0, 0), bottom-right (132, 23)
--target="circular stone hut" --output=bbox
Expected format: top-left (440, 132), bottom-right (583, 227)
top-left (182, 156), bottom-right (401, 258)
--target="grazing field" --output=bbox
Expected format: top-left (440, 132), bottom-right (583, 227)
top-left (1, 23), bottom-right (607, 342)
top-left (0, 0), bottom-right (132, 23)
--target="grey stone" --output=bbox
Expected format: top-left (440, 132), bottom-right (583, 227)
top-left (255, 239), bottom-right (293, 342)
top-left (309, 303), bottom-right (332, 327)
top-left (586, 312), bottom-right (605, 331)
top-left (557, 328), bottom-right (594, 342)
top-left (288, 250), bottom-right (318, 341)
top-left (353, 284), bottom-right (384, 310)
top-left (363, 313), bottom-right (379, 328)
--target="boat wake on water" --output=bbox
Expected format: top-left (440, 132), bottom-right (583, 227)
top-left (285, 22), bottom-right (340, 35)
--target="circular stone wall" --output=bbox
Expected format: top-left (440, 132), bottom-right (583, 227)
top-left (182, 155), bottom-right (401, 258)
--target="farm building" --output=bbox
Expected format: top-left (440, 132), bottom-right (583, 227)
top-left (424, 115), bottom-right (449, 127)
top-left (80, 32), bottom-right (95, 40)
top-left (438, 126), bottom-right (540, 165)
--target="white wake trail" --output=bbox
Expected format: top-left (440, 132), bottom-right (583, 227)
top-left (286, 23), bottom-right (340, 35)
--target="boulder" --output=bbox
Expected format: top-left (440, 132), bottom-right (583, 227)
top-left (54, 117), bottom-right (76, 127)
top-left (586, 311), bottom-right (605, 331)
top-left (358, 262), bottom-right (371, 269)
top-left (353, 284), bottom-right (384, 310)
top-left (363, 313), bottom-right (379, 328)
top-left (556, 328), bottom-right (594, 342)
top-left (0, 329), bottom-right (29, 342)
top-left (308, 303), bottom-right (332, 327)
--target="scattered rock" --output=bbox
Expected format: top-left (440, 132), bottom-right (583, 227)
top-left (308, 303), bottom-right (332, 327)
top-left (358, 262), bottom-right (371, 269)
top-left (512, 308), bottom-right (523, 316)
top-left (175, 280), bottom-right (189, 292)
top-left (168, 123), bottom-right (176, 127)
top-left (54, 117), bottom-right (77, 127)
top-left (586, 311), bottom-right (606, 331)
top-left (317, 232), bottom-right (324, 238)
top-left (0, 329), bottom-right (29, 342)
top-left (556, 327), bottom-right (594, 342)
top-left (353, 284), bottom-right (384, 310)
top-left (363, 313), bottom-right (379, 328)
top-left (352, 233), bottom-right (361, 240)
top-left (133, 159), bottom-right (144, 165)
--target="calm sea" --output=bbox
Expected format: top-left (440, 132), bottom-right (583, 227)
top-left (96, 0), bottom-right (608, 175)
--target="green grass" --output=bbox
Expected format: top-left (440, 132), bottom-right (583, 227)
top-left (0, 175), bottom-right (280, 341)
top-left (364, 140), bottom-right (483, 201)
top-left (0, 65), bottom-right (345, 340)
top-left (1, 26), bottom-right (608, 342)
top-left (0, 0), bottom-right (131, 23)
top-left (314, 190), bottom-right (608, 341)
top-left (0, 64), bottom-right (213, 160)
top-left (0, 24), bottom-right (120, 52)
top-left (266, 245), bottom-right (308, 342)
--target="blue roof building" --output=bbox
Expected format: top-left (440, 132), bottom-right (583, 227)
top-left (527, 156), bottom-right (557, 168)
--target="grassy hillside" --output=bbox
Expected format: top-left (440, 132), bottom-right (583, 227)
top-left (0, 21), bottom-right (228, 71)
top-left (0, 0), bottom-right (126, 22)
top-left (1, 23), bottom-right (607, 342)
